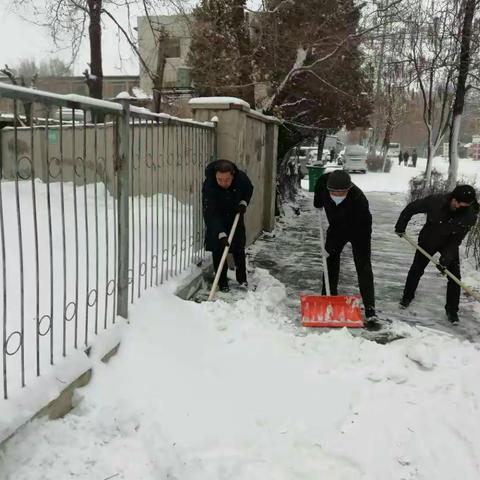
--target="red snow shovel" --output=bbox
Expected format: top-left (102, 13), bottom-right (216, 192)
top-left (301, 211), bottom-right (363, 328)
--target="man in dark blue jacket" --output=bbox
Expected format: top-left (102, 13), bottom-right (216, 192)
top-left (314, 170), bottom-right (377, 325)
top-left (202, 159), bottom-right (254, 292)
top-left (395, 185), bottom-right (479, 323)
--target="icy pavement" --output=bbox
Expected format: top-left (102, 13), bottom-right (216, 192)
top-left (249, 189), bottom-right (480, 342)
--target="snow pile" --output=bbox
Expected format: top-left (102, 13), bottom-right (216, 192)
top-left (0, 179), bottom-right (195, 402)
top-left (2, 269), bottom-right (480, 479)
top-left (131, 87), bottom-right (151, 100)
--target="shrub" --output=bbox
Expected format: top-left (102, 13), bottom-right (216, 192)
top-left (366, 154), bottom-right (392, 173)
top-left (408, 169), bottom-right (447, 202)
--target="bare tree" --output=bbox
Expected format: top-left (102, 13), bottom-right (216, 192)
top-left (363, 0), bottom-right (411, 160)
top-left (0, 64), bottom-right (37, 124)
top-left (404, 0), bottom-right (459, 183)
top-left (38, 58), bottom-right (73, 76)
top-left (447, 0), bottom-right (479, 190)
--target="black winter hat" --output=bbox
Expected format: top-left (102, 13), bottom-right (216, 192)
top-left (327, 170), bottom-right (352, 191)
top-left (451, 184), bottom-right (476, 204)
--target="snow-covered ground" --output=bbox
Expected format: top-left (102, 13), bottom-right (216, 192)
top-left (302, 156), bottom-right (480, 194)
top-left (2, 156), bottom-right (480, 479)
top-left (2, 270), bottom-right (480, 479)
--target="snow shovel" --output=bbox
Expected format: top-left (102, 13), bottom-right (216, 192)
top-left (402, 232), bottom-right (480, 303)
top-left (208, 213), bottom-right (241, 301)
top-left (301, 211), bottom-right (363, 328)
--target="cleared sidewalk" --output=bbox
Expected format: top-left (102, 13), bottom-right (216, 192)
top-left (250, 189), bottom-right (480, 342)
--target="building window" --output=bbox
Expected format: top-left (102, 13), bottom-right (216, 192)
top-left (163, 38), bottom-right (181, 58)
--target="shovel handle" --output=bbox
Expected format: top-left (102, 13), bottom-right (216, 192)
top-left (319, 210), bottom-right (331, 296)
top-left (402, 232), bottom-right (480, 303)
top-left (208, 213), bottom-right (241, 301)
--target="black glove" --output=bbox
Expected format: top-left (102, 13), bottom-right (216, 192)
top-left (437, 254), bottom-right (452, 275)
top-left (436, 263), bottom-right (446, 275)
top-left (237, 203), bottom-right (247, 215)
top-left (439, 254), bottom-right (450, 266)
top-left (395, 228), bottom-right (404, 237)
top-left (219, 236), bottom-right (230, 250)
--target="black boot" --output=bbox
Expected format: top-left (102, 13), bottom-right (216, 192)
top-left (399, 298), bottom-right (411, 309)
top-left (446, 309), bottom-right (459, 324)
top-left (364, 309), bottom-right (381, 331)
top-left (218, 280), bottom-right (230, 293)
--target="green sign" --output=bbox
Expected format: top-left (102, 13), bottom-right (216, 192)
top-left (48, 129), bottom-right (58, 145)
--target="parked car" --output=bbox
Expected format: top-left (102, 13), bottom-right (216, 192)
top-left (306, 148), bottom-right (329, 163)
top-left (342, 144), bottom-right (367, 173)
top-left (387, 142), bottom-right (401, 159)
top-left (306, 148), bottom-right (318, 163)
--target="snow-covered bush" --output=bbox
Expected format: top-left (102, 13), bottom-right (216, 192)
top-left (408, 169), bottom-right (447, 202)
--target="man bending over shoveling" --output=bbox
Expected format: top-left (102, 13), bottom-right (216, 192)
top-left (202, 159), bottom-right (254, 293)
top-left (314, 170), bottom-right (379, 328)
top-left (395, 185), bottom-right (479, 323)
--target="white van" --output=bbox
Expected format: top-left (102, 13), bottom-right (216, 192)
top-left (387, 143), bottom-right (401, 159)
top-left (343, 144), bottom-right (367, 173)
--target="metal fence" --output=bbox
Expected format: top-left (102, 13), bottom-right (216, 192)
top-left (0, 83), bottom-right (215, 400)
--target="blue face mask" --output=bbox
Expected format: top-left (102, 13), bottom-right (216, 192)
top-left (330, 195), bottom-right (346, 205)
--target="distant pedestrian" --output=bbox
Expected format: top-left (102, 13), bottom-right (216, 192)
top-left (330, 148), bottom-right (335, 163)
top-left (398, 151), bottom-right (403, 166)
top-left (403, 151), bottom-right (409, 166)
top-left (412, 149), bottom-right (418, 168)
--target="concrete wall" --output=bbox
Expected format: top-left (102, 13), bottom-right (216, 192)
top-left (0, 122), bottom-right (213, 202)
top-left (190, 98), bottom-right (279, 243)
top-left (0, 98), bottom-right (278, 245)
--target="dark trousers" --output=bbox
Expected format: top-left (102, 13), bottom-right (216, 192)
top-left (322, 236), bottom-right (375, 311)
top-left (212, 245), bottom-right (247, 286)
top-left (403, 245), bottom-right (460, 312)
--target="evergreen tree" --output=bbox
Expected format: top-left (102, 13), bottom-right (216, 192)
top-left (187, 0), bottom-right (255, 105)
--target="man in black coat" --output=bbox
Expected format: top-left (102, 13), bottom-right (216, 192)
top-left (395, 185), bottom-right (479, 323)
top-left (202, 159), bottom-right (254, 292)
top-left (314, 170), bottom-right (377, 324)
top-left (411, 149), bottom-right (418, 168)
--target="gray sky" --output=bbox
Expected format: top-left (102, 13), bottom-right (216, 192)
top-left (0, 1), bottom-right (139, 75)
top-left (0, 0), bottom-right (261, 76)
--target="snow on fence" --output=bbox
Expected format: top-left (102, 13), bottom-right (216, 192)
top-left (0, 84), bottom-right (215, 400)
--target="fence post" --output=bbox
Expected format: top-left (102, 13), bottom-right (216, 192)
top-left (212, 117), bottom-right (218, 161)
top-left (116, 100), bottom-right (130, 319)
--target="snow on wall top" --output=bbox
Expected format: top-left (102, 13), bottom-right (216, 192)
top-left (189, 96), bottom-right (281, 124)
top-left (129, 106), bottom-right (215, 128)
top-left (189, 96), bottom-right (251, 109)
